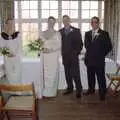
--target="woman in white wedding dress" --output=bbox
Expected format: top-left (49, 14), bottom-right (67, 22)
top-left (40, 16), bottom-right (61, 98)
top-left (0, 18), bottom-right (22, 84)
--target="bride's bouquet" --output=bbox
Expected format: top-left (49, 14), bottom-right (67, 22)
top-left (0, 47), bottom-right (12, 56)
top-left (27, 38), bottom-right (44, 52)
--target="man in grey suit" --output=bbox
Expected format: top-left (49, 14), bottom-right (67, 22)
top-left (59, 15), bottom-right (83, 98)
top-left (84, 16), bottom-right (112, 101)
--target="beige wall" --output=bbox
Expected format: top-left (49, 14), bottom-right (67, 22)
top-left (104, 0), bottom-right (120, 60)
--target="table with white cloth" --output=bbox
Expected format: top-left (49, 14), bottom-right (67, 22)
top-left (22, 57), bottom-right (117, 98)
top-left (0, 56), bottom-right (117, 98)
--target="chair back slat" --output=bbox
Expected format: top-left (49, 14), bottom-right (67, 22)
top-left (0, 84), bottom-right (33, 92)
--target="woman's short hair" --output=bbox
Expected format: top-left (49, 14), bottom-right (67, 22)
top-left (63, 15), bottom-right (70, 19)
top-left (48, 16), bottom-right (56, 21)
top-left (91, 16), bottom-right (100, 23)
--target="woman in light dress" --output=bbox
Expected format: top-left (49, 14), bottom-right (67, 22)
top-left (40, 16), bottom-right (61, 98)
top-left (0, 18), bottom-right (22, 84)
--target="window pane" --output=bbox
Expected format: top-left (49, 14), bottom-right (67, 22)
top-left (82, 10), bottom-right (89, 19)
top-left (30, 32), bottom-right (38, 41)
top-left (101, 23), bottom-right (104, 29)
top-left (15, 23), bottom-right (18, 31)
top-left (102, 1), bottom-right (104, 10)
top-left (90, 10), bottom-right (98, 18)
top-left (22, 10), bottom-right (29, 19)
top-left (81, 23), bottom-right (90, 32)
top-left (62, 10), bottom-right (70, 16)
top-left (82, 1), bottom-right (90, 9)
top-left (22, 31), bottom-right (38, 45)
top-left (30, 1), bottom-right (38, 9)
top-left (70, 10), bottom-right (78, 18)
top-left (102, 10), bottom-right (104, 19)
top-left (42, 23), bottom-right (47, 31)
top-left (41, 1), bottom-right (49, 9)
top-left (42, 23), bottom-right (58, 31)
top-left (50, 1), bottom-right (58, 9)
top-left (62, 1), bottom-right (70, 9)
top-left (70, 1), bottom-right (78, 9)
top-left (23, 32), bottom-right (38, 45)
top-left (21, 1), bottom-right (29, 9)
top-left (50, 10), bottom-right (58, 18)
top-left (30, 10), bottom-right (38, 18)
top-left (90, 1), bottom-right (98, 9)
top-left (30, 23), bottom-right (38, 32)
top-left (22, 23), bottom-right (29, 31)
top-left (15, 10), bottom-right (18, 19)
top-left (62, 1), bottom-right (78, 9)
top-left (22, 23), bottom-right (38, 32)
top-left (22, 23), bottom-right (38, 45)
top-left (22, 32), bottom-right (30, 44)
top-left (54, 23), bottom-right (58, 30)
top-left (42, 10), bottom-right (49, 18)
top-left (15, 1), bottom-right (18, 10)
top-left (71, 23), bottom-right (78, 28)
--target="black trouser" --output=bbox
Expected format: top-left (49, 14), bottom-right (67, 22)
top-left (63, 56), bottom-right (82, 92)
top-left (86, 65), bottom-right (106, 95)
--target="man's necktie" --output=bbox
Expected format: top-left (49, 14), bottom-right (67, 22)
top-left (65, 28), bottom-right (70, 35)
top-left (92, 31), bottom-right (95, 41)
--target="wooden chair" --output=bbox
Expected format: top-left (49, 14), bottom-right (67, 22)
top-left (0, 95), bottom-right (4, 120)
top-left (0, 83), bottom-right (38, 120)
top-left (106, 64), bottom-right (120, 95)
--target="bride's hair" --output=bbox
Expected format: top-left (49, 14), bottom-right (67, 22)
top-left (48, 16), bottom-right (56, 21)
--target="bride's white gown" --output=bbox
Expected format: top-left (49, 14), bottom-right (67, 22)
top-left (40, 31), bottom-right (61, 97)
top-left (0, 32), bottom-right (22, 84)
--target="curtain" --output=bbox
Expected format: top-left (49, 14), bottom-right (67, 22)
top-left (104, 0), bottom-right (120, 61)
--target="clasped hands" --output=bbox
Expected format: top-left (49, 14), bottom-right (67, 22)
top-left (42, 48), bottom-right (53, 53)
top-left (8, 53), bottom-right (15, 57)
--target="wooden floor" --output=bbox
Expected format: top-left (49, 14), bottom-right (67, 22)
top-left (38, 91), bottom-right (120, 120)
top-left (2, 91), bottom-right (120, 120)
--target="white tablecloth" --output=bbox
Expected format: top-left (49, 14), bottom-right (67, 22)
top-left (0, 56), bottom-right (117, 98)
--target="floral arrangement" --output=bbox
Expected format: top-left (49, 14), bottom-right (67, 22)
top-left (27, 38), bottom-right (44, 52)
top-left (0, 47), bottom-right (12, 56)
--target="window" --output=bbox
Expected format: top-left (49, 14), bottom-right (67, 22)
top-left (41, 1), bottom-right (58, 18)
top-left (21, 1), bottom-right (38, 19)
top-left (62, 1), bottom-right (78, 18)
top-left (15, 0), bottom-right (104, 58)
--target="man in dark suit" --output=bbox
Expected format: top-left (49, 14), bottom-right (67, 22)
top-left (59, 15), bottom-right (83, 98)
top-left (84, 16), bottom-right (112, 101)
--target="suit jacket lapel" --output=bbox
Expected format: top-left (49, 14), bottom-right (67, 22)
top-left (89, 30), bottom-right (92, 42)
top-left (93, 29), bottom-right (102, 41)
top-left (64, 26), bottom-right (74, 36)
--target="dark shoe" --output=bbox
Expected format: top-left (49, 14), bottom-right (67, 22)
top-left (99, 92), bottom-right (106, 101)
top-left (83, 90), bottom-right (95, 96)
top-left (100, 95), bottom-right (106, 101)
top-left (76, 92), bottom-right (81, 98)
top-left (63, 90), bottom-right (73, 95)
top-left (99, 90), bottom-right (106, 101)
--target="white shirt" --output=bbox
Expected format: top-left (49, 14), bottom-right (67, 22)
top-left (92, 28), bottom-right (99, 40)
